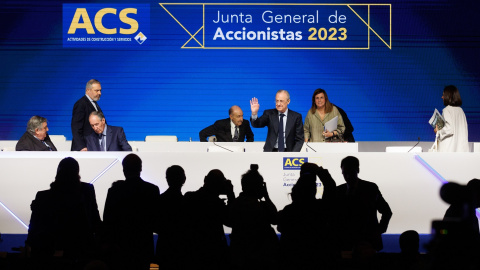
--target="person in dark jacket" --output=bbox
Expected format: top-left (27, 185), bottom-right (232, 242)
top-left (335, 156), bottom-right (392, 253)
top-left (183, 169), bottom-right (235, 270)
top-left (102, 154), bottom-right (160, 270)
top-left (16, 116), bottom-right (57, 151)
top-left (230, 165), bottom-right (279, 270)
top-left (155, 165), bottom-right (187, 269)
top-left (26, 157), bottom-right (101, 268)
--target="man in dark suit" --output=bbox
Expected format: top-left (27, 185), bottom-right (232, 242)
top-left (155, 165), bottom-right (187, 269)
top-left (84, 111), bottom-right (132, 151)
top-left (250, 90), bottom-right (304, 152)
top-left (199, 105), bottom-right (254, 142)
top-left (335, 156), bottom-right (392, 252)
top-left (102, 154), bottom-right (160, 270)
top-left (16, 116), bottom-right (57, 151)
top-left (71, 79), bottom-right (103, 151)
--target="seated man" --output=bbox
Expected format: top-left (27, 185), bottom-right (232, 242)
top-left (199, 105), bottom-right (254, 142)
top-left (16, 116), bottom-right (57, 151)
top-left (84, 111), bottom-right (132, 151)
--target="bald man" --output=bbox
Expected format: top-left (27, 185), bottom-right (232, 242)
top-left (199, 105), bottom-right (254, 142)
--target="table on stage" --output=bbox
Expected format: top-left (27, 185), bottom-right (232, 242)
top-left (1, 144), bottom-right (479, 235)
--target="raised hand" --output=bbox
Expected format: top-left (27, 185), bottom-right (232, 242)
top-left (250, 97), bottom-right (260, 115)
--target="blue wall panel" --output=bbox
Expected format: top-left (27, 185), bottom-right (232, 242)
top-left (0, 0), bottom-right (479, 142)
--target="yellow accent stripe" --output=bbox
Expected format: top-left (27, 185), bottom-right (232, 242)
top-left (347, 4), bottom-right (391, 49)
top-left (159, 4), bottom-right (203, 47)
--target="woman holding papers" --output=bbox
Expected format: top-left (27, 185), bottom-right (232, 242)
top-left (304, 88), bottom-right (345, 142)
top-left (435, 85), bottom-right (469, 152)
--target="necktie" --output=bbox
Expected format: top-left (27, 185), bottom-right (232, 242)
top-left (93, 101), bottom-right (102, 112)
top-left (42, 141), bottom-right (52, 151)
top-left (233, 126), bottom-right (239, 142)
top-left (278, 113), bottom-right (285, 152)
top-left (99, 134), bottom-right (106, 151)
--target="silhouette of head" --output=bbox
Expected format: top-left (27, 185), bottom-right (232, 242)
top-left (291, 173), bottom-right (317, 203)
top-left (399, 230), bottom-right (420, 254)
top-left (440, 182), bottom-right (467, 205)
top-left (341, 156), bottom-right (360, 186)
top-left (122, 154), bottom-right (142, 178)
top-left (166, 165), bottom-right (186, 189)
top-left (467, 179), bottom-right (480, 208)
top-left (52, 157), bottom-right (81, 189)
top-left (241, 166), bottom-right (264, 199)
top-left (204, 169), bottom-right (227, 195)
top-left (300, 162), bottom-right (319, 176)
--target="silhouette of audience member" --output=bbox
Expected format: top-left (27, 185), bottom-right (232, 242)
top-left (399, 230), bottom-right (420, 257)
top-left (155, 165), bottom-right (187, 270)
top-left (335, 156), bottom-right (392, 255)
top-left (443, 179), bottom-right (480, 242)
top-left (183, 169), bottom-right (235, 270)
top-left (278, 163), bottom-right (340, 270)
top-left (102, 154), bottom-right (160, 270)
top-left (229, 165), bottom-right (278, 270)
top-left (397, 230), bottom-right (429, 269)
top-left (26, 157), bottom-right (101, 268)
top-left (429, 181), bottom-right (480, 270)
top-left (299, 162), bottom-right (336, 201)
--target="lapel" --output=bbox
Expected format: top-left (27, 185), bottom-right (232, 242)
top-left (84, 96), bottom-right (96, 112)
top-left (314, 110), bottom-right (324, 123)
top-left (225, 119), bottom-right (233, 142)
top-left (92, 133), bottom-right (101, 151)
top-left (272, 110), bottom-right (279, 135)
top-left (84, 95), bottom-right (101, 113)
top-left (32, 134), bottom-right (48, 150)
top-left (285, 111), bottom-right (293, 139)
top-left (106, 125), bottom-right (113, 151)
top-left (314, 110), bottom-right (330, 125)
top-left (226, 119), bottom-right (233, 138)
top-left (43, 135), bottom-right (56, 151)
top-left (237, 122), bottom-right (244, 140)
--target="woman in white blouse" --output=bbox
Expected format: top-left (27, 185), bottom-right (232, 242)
top-left (435, 85), bottom-right (469, 152)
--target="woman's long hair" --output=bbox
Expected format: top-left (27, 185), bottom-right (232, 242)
top-left (310, 88), bottom-right (333, 114)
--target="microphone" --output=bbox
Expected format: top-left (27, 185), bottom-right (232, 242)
top-left (305, 141), bottom-right (317, 152)
top-left (212, 141), bottom-right (234, 152)
top-left (408, 137), bottom-right (421, 153)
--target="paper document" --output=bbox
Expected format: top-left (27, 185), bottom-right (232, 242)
top-left (428, 109), bottom-right (445, 130)
top-left (324, 116), bottom-right (338, 132)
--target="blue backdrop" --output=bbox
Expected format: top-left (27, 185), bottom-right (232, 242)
top-left (1, 0), bottom-right (479, 142)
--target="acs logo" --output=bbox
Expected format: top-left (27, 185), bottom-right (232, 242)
top-left (283, 157), bottom-right (308, 170)
top-left (63, 4), bottom-right (150, 47)
top-left (67, 8), bottom-right (139, 35)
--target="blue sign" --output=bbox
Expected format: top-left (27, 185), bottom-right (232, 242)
top-left (283, 157), bottom-right (308, 170)
top-left (63, 4), bottom-right (150, 47)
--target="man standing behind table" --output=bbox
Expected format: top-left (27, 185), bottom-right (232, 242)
top-left (199, 105), bottom-right (254, 142)
top-left (71, 79), bottom-right (103, 151)
top-left (16, 116), bottom-right (57, 151)
top-left (84, 111), bottom-right (132, 151)
top-left (250, 90), bottom-right (304, 152)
